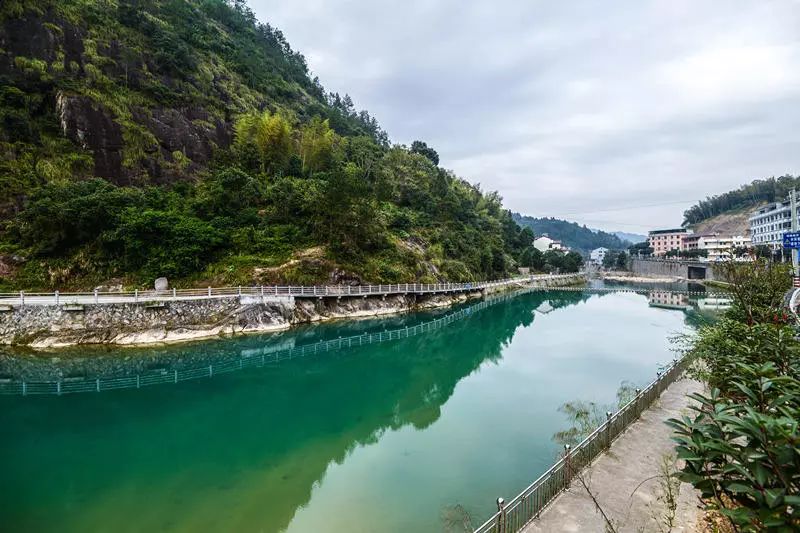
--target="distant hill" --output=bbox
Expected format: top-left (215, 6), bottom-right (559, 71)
top-left (683, 175), bottom-right (799, 226)
top-left (611, 231), bottom-right (646, 243)
top-left (512, 214), bottom-right (629, 252)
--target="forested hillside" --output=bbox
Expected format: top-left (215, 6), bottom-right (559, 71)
top-left (512, 214), bottom-right (629, 252)
top-left (683, 174), bottom-right (799, 226)
top-left (0, 0), bottom-right (541, 290)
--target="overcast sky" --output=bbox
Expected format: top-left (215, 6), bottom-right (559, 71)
top-left (250, 0), bottom-right (800, 233)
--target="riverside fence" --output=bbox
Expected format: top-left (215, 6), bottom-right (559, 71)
top-left (0, 288), bottom-right (532, 396)
top-left (0, 274), bottom-right (582, 306)
top-left (473, 354), bottom-right (690, 533)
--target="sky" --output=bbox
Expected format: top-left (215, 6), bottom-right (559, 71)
top-left (249, 0), bottom-right (800, 233)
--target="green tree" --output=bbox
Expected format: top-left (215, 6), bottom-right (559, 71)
top-left (233, 110), bottom-right (294, 175)
top-left (615, 251), bottom-right (628, 270)
top-left (410, 140), bottom-right (439, 166)
top-left (299, 116), bottom-right (336, 175)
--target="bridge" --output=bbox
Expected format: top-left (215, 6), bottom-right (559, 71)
top-left (0, 273), bottom-right (581, 307)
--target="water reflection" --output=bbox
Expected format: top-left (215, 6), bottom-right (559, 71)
top-left (0, 290), bottom-right (594, 532)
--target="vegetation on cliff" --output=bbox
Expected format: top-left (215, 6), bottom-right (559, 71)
top-left (682, 175), bottom-right (800, 226)
top-left (0, 0), bottom-right (550, 289)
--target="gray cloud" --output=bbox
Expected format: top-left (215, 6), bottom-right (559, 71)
top-left (250, 0), bottom-right (800, 231)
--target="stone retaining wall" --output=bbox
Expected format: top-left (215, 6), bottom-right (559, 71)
top-left (0, 274), bottom-right (585, 348)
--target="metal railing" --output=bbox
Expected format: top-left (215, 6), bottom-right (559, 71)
top-left (0, 288), bottom-right (535, 396)
top-left (0, 274), bottom-right (583, 306)
top-left (532, 287), bottom-right (728, 297)
top-left (473, 354), bottom-right (689, 533)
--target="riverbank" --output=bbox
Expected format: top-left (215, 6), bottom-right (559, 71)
top-left (0, 275), bottom-right (586, 348)
top-left (597, 271), bottom-right (683, 283)
top-left (523, 378), bottom-right (703, 533)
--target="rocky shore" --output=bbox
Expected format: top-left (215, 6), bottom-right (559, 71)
top-left (0, 275), bottom-right (585, 348)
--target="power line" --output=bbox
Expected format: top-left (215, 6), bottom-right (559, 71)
top-left (554, 199), bottom-right (695, 217)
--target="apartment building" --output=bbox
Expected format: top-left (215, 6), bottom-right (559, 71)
top-left (749, 200), bottom-right (797, 249)
top-left (648, 228), bottom-right (689, 256)
top-left (700, 235), bottom-right (750, 261)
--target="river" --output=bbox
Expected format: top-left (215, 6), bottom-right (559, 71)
top-left (0, 287), bottom-right (713, 532)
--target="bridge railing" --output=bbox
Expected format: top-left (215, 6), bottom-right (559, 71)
top-left (473, 354), bottom-right (689, 533)
top-left (0, 274), bottom-right (582, 306)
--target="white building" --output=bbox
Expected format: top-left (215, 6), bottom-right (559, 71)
top-left (590, 247), bottom-right (608, 264)
top-left (698, 235), bottom-right (749, 261)
top-left (533, 235), bottom-right (564, 252)
top-left (749, 200), bottom-right (796, 249)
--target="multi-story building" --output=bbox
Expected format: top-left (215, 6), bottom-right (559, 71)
top-left (589, 247), bottom-right (608, 264)
top-left (648, 228), bottom-right (689, 256)
top-left (749, 200), bottom-right (797, 249)
top-left (699, 235), bottom-right (750, 261)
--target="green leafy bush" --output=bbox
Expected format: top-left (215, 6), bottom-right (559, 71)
top-left (669, 262), bottom-right (800, 531)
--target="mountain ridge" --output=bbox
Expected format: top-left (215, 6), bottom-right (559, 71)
top-left (0, 0), bottom-right (543, 290)
top-left (512, 214), bottom-right (630, 252)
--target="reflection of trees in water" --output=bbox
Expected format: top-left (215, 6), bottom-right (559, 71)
top-left (552, 381), bottom-right (638, 448)
top-left (0, 289), bottom-right (592, 533)
top-left (0, 290), bottom-right (591, 383)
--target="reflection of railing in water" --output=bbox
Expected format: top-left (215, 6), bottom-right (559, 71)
top-left (0, 288), bottom-right (551, 396)
top-left (0, 287), bottom-right (719, 396)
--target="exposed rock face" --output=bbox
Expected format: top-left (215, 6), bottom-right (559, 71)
top-left (0, 12), bottom-right (233, 185)
top-left (56, 92), bottom-right (125, 180)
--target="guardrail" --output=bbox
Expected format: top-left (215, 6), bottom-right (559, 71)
top-left (0, 287), bottom-right (537, 396)
top-left (473, 354), bottom-right (689, 533)
top-left (0, 274), bottom-right (582, 306)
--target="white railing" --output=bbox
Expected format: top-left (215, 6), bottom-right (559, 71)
top-left (0, 274), bottom-right (584, 306)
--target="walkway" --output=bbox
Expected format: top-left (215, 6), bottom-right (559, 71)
top-left (522, 378), bottom-right (703, 533)
top-left (0, 274), bottom-right (580, 306)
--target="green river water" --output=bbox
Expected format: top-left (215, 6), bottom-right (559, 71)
top-left (0, 287), bottom-right (709, 532)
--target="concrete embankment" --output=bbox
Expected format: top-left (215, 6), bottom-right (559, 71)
top-left (0, 275), bottom-right (584, 348)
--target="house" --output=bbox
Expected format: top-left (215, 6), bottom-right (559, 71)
top-left (590, 247), bottom-right (608, 264)
top-left (533, 235), bottom-right (564, 252)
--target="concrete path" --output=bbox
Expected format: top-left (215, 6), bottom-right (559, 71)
top-left (523, 378), bottom-right (704, 533)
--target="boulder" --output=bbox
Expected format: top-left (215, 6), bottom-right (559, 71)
top-left (154, 278), bottom-right (169, 291)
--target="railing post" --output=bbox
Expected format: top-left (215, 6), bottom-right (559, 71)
top-left (54, 290), bottom-right (59, 305)
top-left (606, 411), bottom-right (613, 449)
top-left (94, 288), bottom-right (98, 304)
top-left (172, 288), bottom-right (176, 299)
top-left (208, 286), bottom-right (212, 297)
top-left (237, 285), bottom-right (241, 296)
top-left (134, 289), bottom-right (138, 303)
top-left (19, 290), bottom-right (25, 306)
top-left (635, 388), bottom-right (642, 416)
top-left (496, 497), bottom-right (506, 533)
top-left (564, 444), bottom-right (572, 489)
